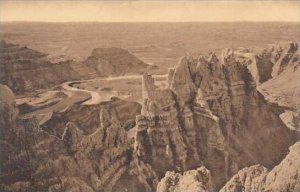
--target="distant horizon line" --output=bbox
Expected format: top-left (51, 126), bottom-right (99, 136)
top-left (1, 21), bottom-right (298, 24)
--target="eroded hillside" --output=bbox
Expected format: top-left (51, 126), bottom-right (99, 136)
top-left (0, 42), bottom-right (299, 192)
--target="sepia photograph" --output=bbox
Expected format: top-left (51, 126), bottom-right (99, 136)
top-left (0, 0), bottom-right (299, 191)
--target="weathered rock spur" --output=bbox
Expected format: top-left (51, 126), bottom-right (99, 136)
top-left (135, 43), bottom-right (299, 190)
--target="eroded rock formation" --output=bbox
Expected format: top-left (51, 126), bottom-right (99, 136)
top-left (42, 97), bottom-right (142, 137)
top-left (0, 41), bottom-right (83, 94)
top-left (0, 85), bottom-right (158, 192)
top-left (0, 41), bottom-right (155, 95)
top-left (220, 141), bottom-right (300, 192)
top-left (135, 45), bottom-right (299, 190)
top-left (84, 47), bottom-right (156, 77)
top-left (156, 166), bottom-right (212, 192)
top-left (235, 42), bottom-right (300, 130)
top-left (1, 41), bottom-right (299, 192)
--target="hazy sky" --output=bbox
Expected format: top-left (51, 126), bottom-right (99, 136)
top-left (0, 1), bottom-right (299, 22)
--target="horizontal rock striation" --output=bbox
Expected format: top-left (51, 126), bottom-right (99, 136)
top-left (135, 45), bottom-right (300, 190)
top-left (1, 42), bottom-right (299, 192)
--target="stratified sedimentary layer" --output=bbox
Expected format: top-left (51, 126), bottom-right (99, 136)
top-left (1, 41), bottom-right (299, 192)
top-left (134, 43), bottom-right (300, 190)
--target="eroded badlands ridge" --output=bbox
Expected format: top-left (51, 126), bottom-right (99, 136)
top-left (135, 41), bottom-right (300, 190)
top-left (158, 141), bottom-right (300, 192)
top-left (0, 84), bottom-right (158, 192)
top-left (0, 41), bottom-right (154, 95)
top-left (0, 41), bottom-right (299, 192)
top-left (220, 141), bottom-right (300, 192)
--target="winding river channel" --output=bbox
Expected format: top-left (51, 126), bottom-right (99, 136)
top-left (61, 74), bottom-right (167, 105)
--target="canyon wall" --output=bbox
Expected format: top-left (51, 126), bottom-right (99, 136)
top-left (220, 141), bottom-right (300, 192)
top-left (135, 43), bottom-right (300, 190)
top-left (0, 84), bottom-right (158, 192)
top-left (157, 141), bottom-right (300, 192)
top-left (1, 41), bottom-right (299, 192)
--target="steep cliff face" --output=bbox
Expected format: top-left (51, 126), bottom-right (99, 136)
top-left (84, 47), bottom-right (156, 77)
top-left (1, 41), bottom-right (299, 192)
top-left (235, 41), bottom-right (299, 84)
top-left (135, 47), bottom-right (299, 190)
top-left (236, 42), bottom-right (300, 130)
top-left (0, 85), bottom-right (158, 192)
top-left (220, 141), bottom-right (300, 192)
top-left (135, 73), bottom-right (189, 177)
top-left (195, 49), bottom-right (298, 186)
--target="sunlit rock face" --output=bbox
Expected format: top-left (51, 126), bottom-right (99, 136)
top-left (135, 72), bottom-right (189, 177)
top-left (135, 47), bottom-right (299, 190)
top-left (156, 166), bottom-right (213, 192)
top-left (270, 42), bottom-right (298, 78)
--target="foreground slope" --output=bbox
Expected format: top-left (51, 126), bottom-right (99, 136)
top-left (220, 141), bottom-right (300, 192)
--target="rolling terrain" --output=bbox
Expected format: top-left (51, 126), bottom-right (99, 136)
top-left (0, 22), bottom-right (299, 192)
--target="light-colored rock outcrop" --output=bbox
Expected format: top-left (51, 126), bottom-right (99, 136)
top-left (135, 72), bottom-right (189, 177)
top-left (220, 141), bottom-right (300, 192)
top-left (220, 165), bottom-right (268, 192)
top-left (157, 166), bottom-right (213, 192)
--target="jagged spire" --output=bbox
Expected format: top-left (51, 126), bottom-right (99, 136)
top-left (171, 57), bottom-right (193, 86)
top-left (142, 72), bottom-right (155, 99)
top-left (221, 48), bottom-right (235, 65)
top-left (170, 57), bottom-right (196, 106)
